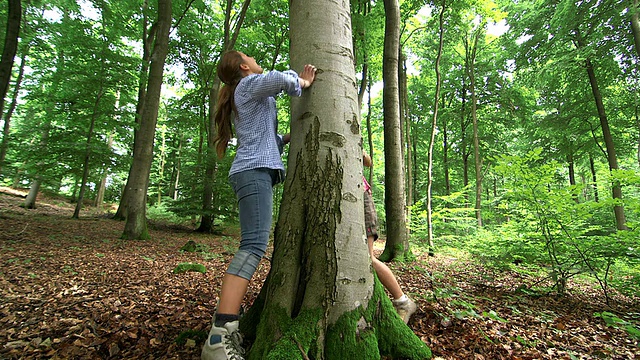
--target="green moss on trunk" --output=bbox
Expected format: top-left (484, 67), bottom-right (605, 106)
top-left (248, 305), bottom-right (322, 360)
top-left (326, 279), bottom-right (431, 360)
top-left (246, 278), bottom-right (431, 360)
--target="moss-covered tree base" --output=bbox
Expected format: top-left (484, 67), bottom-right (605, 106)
top-left (242, 279), bottom-right (431, 360)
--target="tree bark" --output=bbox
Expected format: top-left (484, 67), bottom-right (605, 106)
top-left (242, 1), bottom-right (431, 359)
top-left (114, 0), bottom-right (156, 220)
top-left (366, 76), bottom-right (374, 185)
top-left (380, 0), bottom-right (410, 262)
top-left (197, 0), bottom-right (251, 233)
top-left (467, 30), bottom-right (483, 227)
top-left (0, 0), bottom-right (21, 120)
top-left (73, 87), bottom-right (104, 218)
top-left (589, 154), bottom-right (599, 202)
top-left (400, 54), bottom-right (413, 223)
top-left (575, 29), bottom-right (627, 230)
top-left (122, 0), bottom-right (172, 239)
top-left (427, 0), bottom-right (446, 256)
top-left (0, 47), bottom-right (26, 175)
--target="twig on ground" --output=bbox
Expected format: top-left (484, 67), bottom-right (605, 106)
top-left (292, 336), bottom-right (310, 360)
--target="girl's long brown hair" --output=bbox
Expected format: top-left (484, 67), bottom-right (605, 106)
top-left (214, 50), bottom-right (245, 158)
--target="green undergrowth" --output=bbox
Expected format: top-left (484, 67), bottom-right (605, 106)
top-left (172, 262), bottom-right (206, 274)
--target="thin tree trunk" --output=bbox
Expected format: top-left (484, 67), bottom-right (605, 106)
top-left (73, 87), bottom-right (104, 218)
top-left (358, 61), bottom-right (368, 109)
top-left (567, 152), bottom-right (579, 203)
top-left (427, 0), bottom-right (446, 256)
top-left (198, 0), bottom-right (251, 233)
top-left (443, 101), bottom-right (450, 196)
top-left (169, 136), bottom-right (182, 200)
top-left (122, 0), bottom-right (172, 239)
top-left (24, 123), bottom-right (50, 209)
top-left (460, 72), bottom-right (470, 206)
top-left (468, 30), bottom-right (483, 227)
top-left (576, 29), bottom-right (627, 230)
top-left (380, 0), bottom-right (409, 262)
top-left (400, 54), bottom-right (413, 224)
top-left (95, 93), bottom-right (119, 208)
top-left (366, 75), bottom-right (373, 184)
top-left (589, 154), bottom-right (599, 202)
top-left (156, 125), bottom-right (167, 205)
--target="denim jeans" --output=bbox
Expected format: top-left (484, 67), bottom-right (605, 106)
top-left (228, 168), bottom-right (279, 262)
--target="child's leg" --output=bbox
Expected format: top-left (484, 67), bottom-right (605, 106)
top-left (368, 235), bottom-right (404, 300)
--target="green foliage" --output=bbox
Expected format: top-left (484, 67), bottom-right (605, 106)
top-left (409, 190), bottom-right (477, 248)
top-left (462, 149), bottom-right (640, 299)
top-left (594, 312), bottom-right (640, 340)
top-left (172, 262), bottom-right (206, 274)
top-left (147, 203), bottom-right (193, 226)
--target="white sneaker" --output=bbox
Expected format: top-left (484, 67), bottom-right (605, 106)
top-left (392, 296), bottom-right (417, 324)
top-left (201, 320), bottom-right (245, 360)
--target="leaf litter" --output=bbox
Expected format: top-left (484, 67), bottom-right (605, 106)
top-left (0, 190), bottom-right (638, 359)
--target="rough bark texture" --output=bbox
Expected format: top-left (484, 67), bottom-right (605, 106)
top-left (380, 0), bottom-right (410, 262)
top-left (122, 0), bottom-right (172, 239)
top-left (0, 0), bottom-right (21, 120)
top-left (114, 0), bottom-right (155, 221)
top-left (241, 1), bottom-right (431, 359)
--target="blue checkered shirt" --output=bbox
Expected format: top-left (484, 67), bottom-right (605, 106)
top-left (229, 70), bottom-right (302, 176)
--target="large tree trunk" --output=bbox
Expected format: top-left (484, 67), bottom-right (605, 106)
top-left (0, 47), bottom-right (25, 175)
top-left (427, 0), bottom-right (446, 256)
top-left (0, 0), bottom-right (21, 175)
top-left (114, 0), bottom-right (155, 220)
top-left (0, 0), bottom-right (21, 119)
top-left (122, 0), bottom-right (172, 239)
top-left (380, 0), bottom-right (410, 262)
top-left (242, 1), bottom-right (431, 359)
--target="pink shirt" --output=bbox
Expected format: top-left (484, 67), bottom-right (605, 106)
top-left (363, 176), bottom-right (371, 194)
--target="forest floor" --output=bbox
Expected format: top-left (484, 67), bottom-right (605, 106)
top-left (0, 187), bottom-right (639, 360)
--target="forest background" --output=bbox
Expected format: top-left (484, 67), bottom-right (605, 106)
top-left (1, 0), bottom-right (640, 358)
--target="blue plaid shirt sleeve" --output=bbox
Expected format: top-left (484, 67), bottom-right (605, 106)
top-left (229, 70), bottom-right (302, 176)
